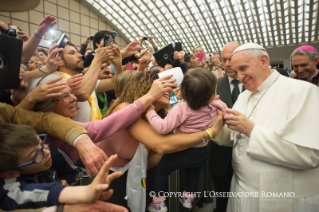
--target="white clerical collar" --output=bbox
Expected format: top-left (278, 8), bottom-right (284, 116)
top-left (257, 70), bottom-right (279, 92)
top-left (228, 76), bottom-right (241, 85)
top-left (307, 69), bottom-right (319, 81)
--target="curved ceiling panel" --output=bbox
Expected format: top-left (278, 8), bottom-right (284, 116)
top-left (84, 0), bottom-right (319, 53)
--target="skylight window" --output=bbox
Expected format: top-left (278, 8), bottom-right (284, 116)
top-left (87, 0), bottom-right (318, 52)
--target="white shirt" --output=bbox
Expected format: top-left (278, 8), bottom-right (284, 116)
top-left (215, 71), bottom-right (319, 212)
top-left (72, 80), bottom-right (100, 123)
top-left (228, 76), bottom-right (243, 93)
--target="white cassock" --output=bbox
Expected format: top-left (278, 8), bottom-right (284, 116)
top-left (214, 70), bottom-right (319, 212)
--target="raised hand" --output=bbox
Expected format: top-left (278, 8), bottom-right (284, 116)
top-left (120, 41), bottom-right (142, 58)
top-left (36, 15), bottom-right (57, 37)
top-left (17, 26), bottom-right (30, 42)
top-left (67, 74), bottom-right (83, 90)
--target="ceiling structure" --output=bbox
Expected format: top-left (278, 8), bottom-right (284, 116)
top-left (82, 0), bottom-right (319, 53)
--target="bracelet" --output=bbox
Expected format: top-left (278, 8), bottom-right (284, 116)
top-left (133, 102), bottom-right (142, 114)
top-left (56, 203), bottom-right (65, 212)
top-left (202, 130), bottom-right (210, 144)
top-left (38, 67), bottom-right (50, 74)
top-left (10, 95), bottom-right (20, 104)
top-left (205, 128), bottom-right (213, 140)
top-left (34, 31), bottom-right (42, 39)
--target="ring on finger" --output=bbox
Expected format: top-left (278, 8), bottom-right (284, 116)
top-left (48, 88), bottom-right (51, 92)
top-left (163, 83), bottom-right (167, 88)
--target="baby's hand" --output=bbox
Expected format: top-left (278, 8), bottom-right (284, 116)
top-left (146, 104), bottom-right (155, 113)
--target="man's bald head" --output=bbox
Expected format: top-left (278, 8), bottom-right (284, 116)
top-left (221, 42), bottom-right (241, 78)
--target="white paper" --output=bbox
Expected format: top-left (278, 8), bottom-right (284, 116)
top-left (158, 67), bottom-right (184, 86)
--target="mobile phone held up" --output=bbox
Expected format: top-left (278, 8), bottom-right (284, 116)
top-left (143, 36), bottom-right (148, 40)
top-left (103, 34), bottom-right (113, 47)
top-left (89, 36), bottom-right (94, 40)
top-left (175, 42), bottom-right (182, 51)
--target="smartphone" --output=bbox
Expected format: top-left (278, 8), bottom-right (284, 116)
top-left (103, 34), bottom-right (113, 47)
top-left (175, 42), bottom-right (182, 51)
top-left (143, 36), bottom-right (148, 40)
top-left (56, 33), bottom-right (70, 48)
top-left (89, 36), bottom-right (94, 40)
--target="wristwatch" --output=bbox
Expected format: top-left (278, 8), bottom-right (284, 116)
top-left (215, 65), bottom-right (223, 70)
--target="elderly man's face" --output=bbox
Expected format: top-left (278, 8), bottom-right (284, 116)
top-left (292, 54), bottom-right (318, 79)
top-left (232, 52), bottom-right (268, 92)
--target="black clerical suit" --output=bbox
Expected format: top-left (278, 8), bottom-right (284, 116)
top-left (209, 75), bottom-right (245, 212)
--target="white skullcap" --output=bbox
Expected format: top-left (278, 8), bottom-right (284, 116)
top-left (232, 43), bottom-right (266, 57)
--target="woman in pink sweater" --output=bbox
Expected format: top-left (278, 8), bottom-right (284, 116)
top-left (20, 73), bottom-right (176, 165)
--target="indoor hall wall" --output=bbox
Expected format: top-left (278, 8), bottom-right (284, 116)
top-left (0, 0), bottom-right (127, 50)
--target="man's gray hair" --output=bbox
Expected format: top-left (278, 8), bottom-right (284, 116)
top-left (245, 49), bottom-right (269, 61)
top-left (26, 73), bottom-right (66, 112)
top-left (290, 50), bottom-right (319, 62)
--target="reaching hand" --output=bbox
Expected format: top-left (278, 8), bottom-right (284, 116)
top-left (85, 155), bottom-right (122, 203)
top-left (137, 56), bottom-right (151, 71)
top-left (84, 35), bottom-right (93, 45)
top-left (46, 47), bottom-right (64, 72)
top-left (210, 109), bottom-right (225, 138)
top-left (36, 15), bottom-right (57, 37)
top-left (27, 76), bottom-right (66, 103)
top-left (120, 41), bottom-right (142, 58)
top-left (146, 104), bottom-right (155, 114)
top-left (146, 75), bottom-right (176, 100)
top-left (0, 20), bottom-right (8, 32)
top-left (75, 135), bottom-right (109, 177)
top-left (135, 47), bottom-right (151, 59)
top-left (210, 54), bottom-right (221, 66)
top-left (67, 74), bottom-right (83, 90)
top-left (17, 26), bottom-right (29, 42)
top-left (94, 44), bottom-right (114, 66)
top-left (110, 44), bottom-right (122, 67)
top-left (224, 109), bottom-right (255, 136)
top-left (148, 35), bottom-right (154, 44)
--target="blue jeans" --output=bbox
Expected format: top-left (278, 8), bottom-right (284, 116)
top-left (154, 146), bottom-right (207, 195)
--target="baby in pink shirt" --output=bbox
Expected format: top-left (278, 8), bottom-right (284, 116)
top-left (147, 68), bottom-right (230, 211)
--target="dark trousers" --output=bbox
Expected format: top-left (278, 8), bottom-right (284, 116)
top-left (211, 161), bottom-right (233, 212)
top-left (154, 147), bottom-right (207, 195)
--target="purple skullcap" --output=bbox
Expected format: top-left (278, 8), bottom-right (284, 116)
top-left (296, 45), bottom-right (317, 52)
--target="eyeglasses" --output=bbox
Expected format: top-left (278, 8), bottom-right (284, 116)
top-left (15, 134), bottom-right (50, 169)
top-left (52, 89), bottom-right (75, 103)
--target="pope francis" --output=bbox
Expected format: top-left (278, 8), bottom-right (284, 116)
top-left (214, 43), bottom-right (319, 212)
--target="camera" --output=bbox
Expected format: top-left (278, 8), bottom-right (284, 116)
top-left (103, 34), bottom-right (113, 47)
top-left (0, 27), bottom-right (17, 38)
top-left (143, 36), bottom-right (148, 41)
top-left (0, 34), bottom-right (23, 89)
top-left (89, 36), bottom-right (94, 40)
top-left (56, 32), bottom-right (70, 48)
top-left (153, 43), bottom-right (181, 68)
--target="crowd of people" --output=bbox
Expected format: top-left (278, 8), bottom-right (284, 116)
top-left (0, 13), bottom-right (319, 212)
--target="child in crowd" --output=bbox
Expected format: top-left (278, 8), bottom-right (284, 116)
top-left (0, 123), bottom-right (120, 210)
top-left (146, 68), bottom-right (230, 211)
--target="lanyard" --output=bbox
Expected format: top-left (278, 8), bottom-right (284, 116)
top-left (96, 93), bottom-right (108, 116)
